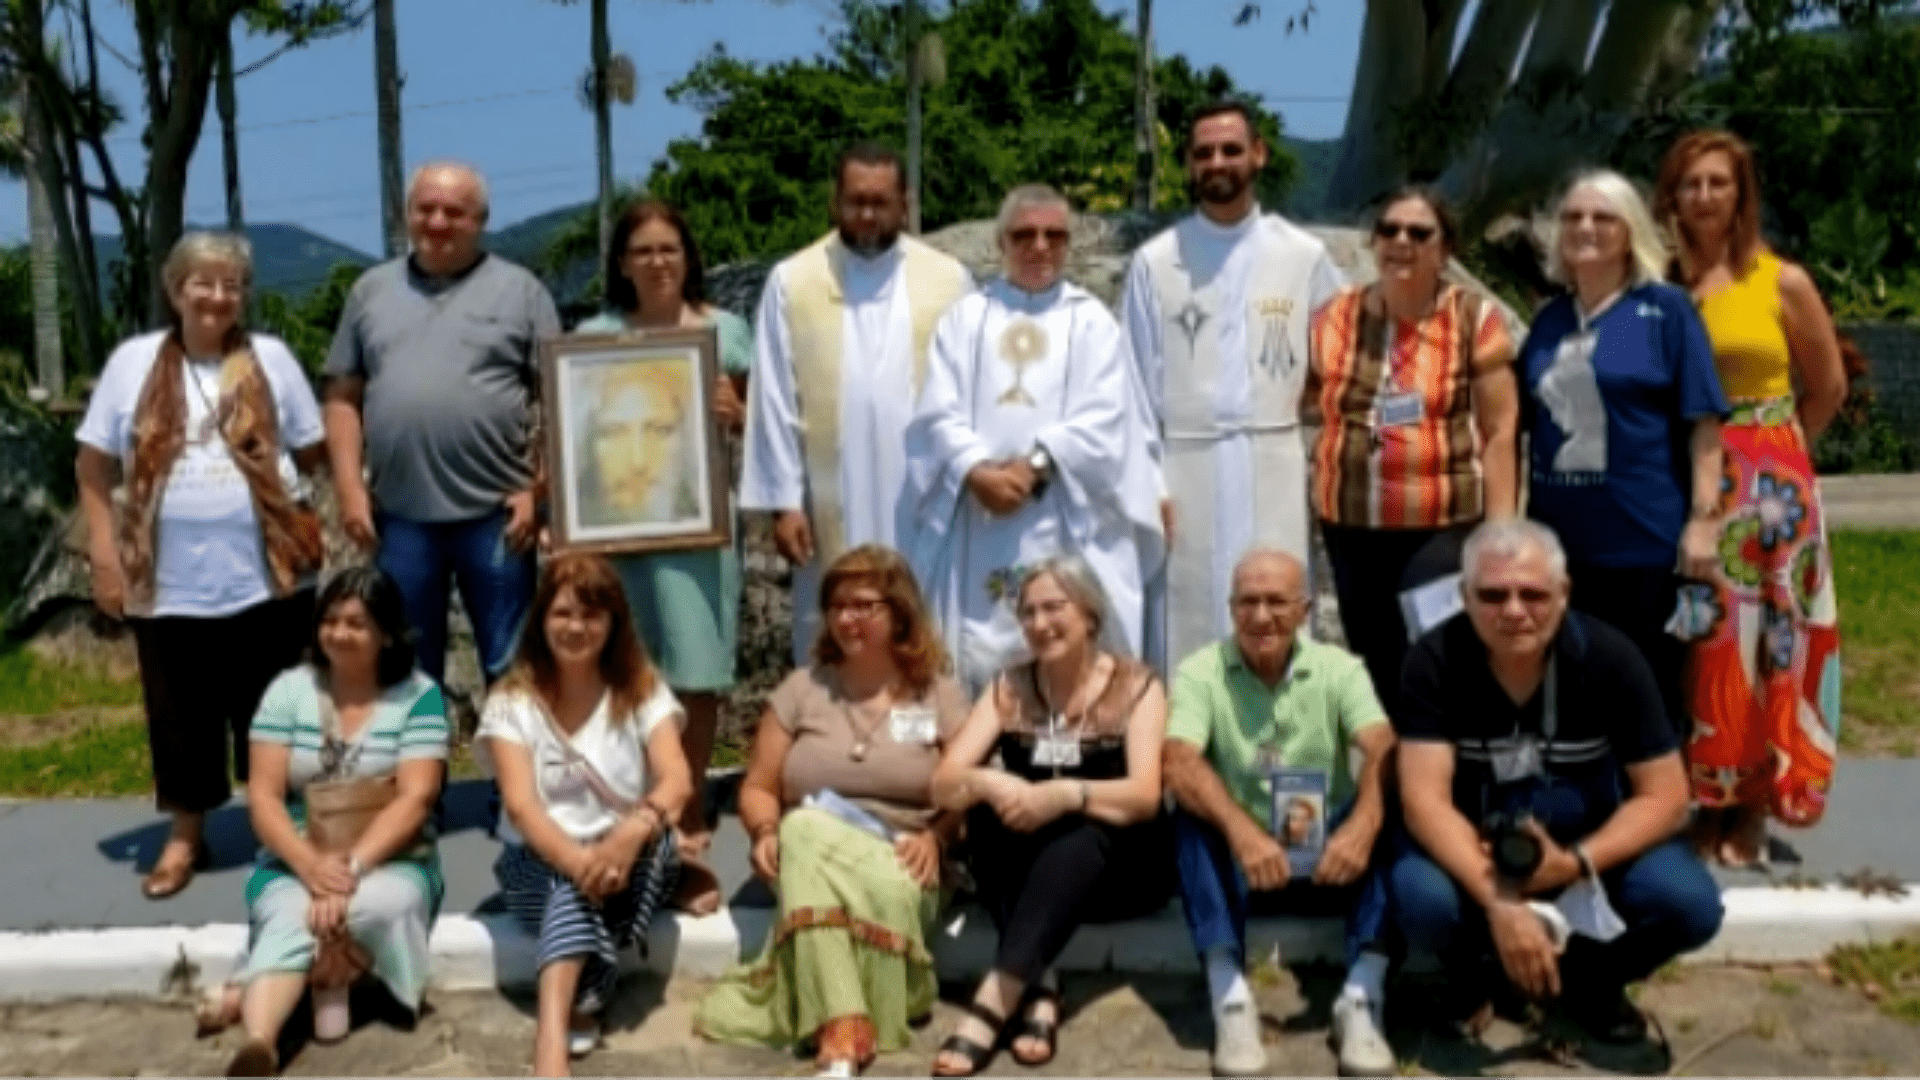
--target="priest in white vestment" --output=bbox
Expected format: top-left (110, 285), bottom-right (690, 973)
top-left (740, 143), bottom-right (973, 662)
top-left (900, 185), bottom-right (1164, 690)
top-left (1119, 102), bottom-right (1345, 671)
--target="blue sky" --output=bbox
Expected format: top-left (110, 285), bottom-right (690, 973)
top-left (0, 0), bottom-right (1364, 254)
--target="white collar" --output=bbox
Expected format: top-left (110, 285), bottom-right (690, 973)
top-left (1192, 203), bottom-right (1262, 242)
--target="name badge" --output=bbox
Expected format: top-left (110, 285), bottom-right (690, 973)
top-left (1030, 734), bottom-right (1083, 769)
top-left (1490, 738), bottom-right (1544, 784)
top-left (1375, 391), bottom-right (1426, 428)
top-left (888, 706), bottom-right (938, 746)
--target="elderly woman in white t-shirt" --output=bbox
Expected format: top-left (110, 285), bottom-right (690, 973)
top-left (75, 231), bottom-right (327, 900)
top-left (478, 552), bottom-right (694, 1077)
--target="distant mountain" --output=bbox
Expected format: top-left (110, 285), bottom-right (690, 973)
top-left (1282, 136), bottom-right (1342, 220)
top-left (90, 222), bottom-right (375, 300)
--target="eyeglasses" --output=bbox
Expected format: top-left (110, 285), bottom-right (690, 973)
top-left (827, 598), bottom-right (890, 620)
top-left (1558, 209), bottom-right (1622, 229)
top-left (1009, 227), bottom-right (1070, 248)
top-left (1232, 594), bottom-right (1304, 613)
top-left (625, 244), bottom-right (684, 264)
top-left (1472, 586), bottom-right (1555, 607)
top-left (1190, 143), bottom-right (1248, 163)
top-left (1373, 221), bottom-right (1438, 244)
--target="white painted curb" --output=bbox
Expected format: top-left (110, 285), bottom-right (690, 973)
top-left (2, 885), bottom-right (1917, 1003)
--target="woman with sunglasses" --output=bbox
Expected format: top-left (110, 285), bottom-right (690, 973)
top-left (696, 545), bottom-right (969, 1077)
top-left (1654, 131), bottom-right (1847, 865)
top-left (1307, 186), bottom-right (1518, 714)
top-left (1518, 170), bottom-right (1729, 745)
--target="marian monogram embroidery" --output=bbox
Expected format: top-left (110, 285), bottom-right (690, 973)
top-left (1254, 296), bottom-right (1294, 380)
top-left (1173, 299), bottom-right (1210, 352)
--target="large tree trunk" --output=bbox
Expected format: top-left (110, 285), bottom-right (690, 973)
top-left (1132, 0), bottom-right (1154, 212)
top-left (1438, 0), bottom-right (1711, 235)
top-left (592, 0), bottom-right (613, 272)
top-left (374, 0), bottom-right (407, 259)
top-left (904, 0), bottom-right (924, 234)
top-left (1326, 0), bottom-right (1469, 218)
top-left (142, 11), bottom-right (221, 326)
top-left (217, 26), bottom-right (244, 233)
top-left (22, 83), bottom-right (63, 397)
top-left (1407, 0), bottom-right (1543, 178)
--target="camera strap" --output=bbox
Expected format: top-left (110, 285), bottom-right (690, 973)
top-left (1491, 653), bottom-right (1556, 784)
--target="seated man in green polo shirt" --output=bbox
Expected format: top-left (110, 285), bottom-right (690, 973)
top-left (1164, 549), bottom-right (1398, 1077)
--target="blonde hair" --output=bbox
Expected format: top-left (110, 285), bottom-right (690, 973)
top-left (161, 231), bottom-right (253, 298)
top-left (1544, 169), bottom-right (1669, 288)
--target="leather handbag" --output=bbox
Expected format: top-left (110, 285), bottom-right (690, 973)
top-left (303, 682), bottom-right (402, 854)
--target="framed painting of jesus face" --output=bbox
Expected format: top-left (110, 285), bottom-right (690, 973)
top-left (540, 327), bottom-right (729, 555)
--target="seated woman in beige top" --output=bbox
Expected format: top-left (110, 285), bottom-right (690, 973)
top-left (695, 545), bottom-right (968, 1076)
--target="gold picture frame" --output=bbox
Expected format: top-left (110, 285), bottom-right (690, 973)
top-left (540, 328), bottom-right (730, 556)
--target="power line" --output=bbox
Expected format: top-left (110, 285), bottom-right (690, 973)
top-left (105, 85), bottom-right (575, 145)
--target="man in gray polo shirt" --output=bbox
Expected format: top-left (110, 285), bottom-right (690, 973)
top-left (324, 160), bottom-right (560, 682)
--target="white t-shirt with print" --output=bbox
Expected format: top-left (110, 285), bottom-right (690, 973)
top-left (75, 331), bottom-right (324, 617)
top-left (477, 682), bottom-right (683, 843)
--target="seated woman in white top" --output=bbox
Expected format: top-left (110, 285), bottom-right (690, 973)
top-left (478, 553), bottom-right (695, 1078)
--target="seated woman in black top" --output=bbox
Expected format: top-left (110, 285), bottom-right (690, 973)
top-left (929, 554), bottom-right (1172, 1076)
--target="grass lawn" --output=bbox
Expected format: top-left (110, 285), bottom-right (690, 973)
top-left (0, 641), bottom-right (149, 797)
top-left (1834, 530), bottom-right (1920, 756)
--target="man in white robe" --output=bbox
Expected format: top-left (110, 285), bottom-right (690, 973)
top-left (1119, 101), bottom-right (1346, 670)
top-left (900, 185), bottom-right (1164, 690)
top-left (740, 142), bottom-right (973, 661)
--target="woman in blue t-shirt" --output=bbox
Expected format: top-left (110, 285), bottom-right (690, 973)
top-left (1518, 170), bottom-right (1729, 742)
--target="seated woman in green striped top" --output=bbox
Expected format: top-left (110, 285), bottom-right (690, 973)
top-left (213, 566), bottom-right (449, 1076)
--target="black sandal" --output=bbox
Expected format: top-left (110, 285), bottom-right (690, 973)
top-left (1010, 986), bottom-right (1060, 1067)
top-left (931, 1000), bottom-right (1006, 1077)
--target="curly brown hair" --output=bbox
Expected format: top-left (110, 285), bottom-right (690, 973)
top-left (498, 553), bottom-right (657, 723)
top-left (810, 544), bottom-right (947, 692)
top-left (1656, 129), bottom-right (1766, 286)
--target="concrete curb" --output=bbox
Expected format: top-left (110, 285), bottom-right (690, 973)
top-left (3, 885), bottom-right (1918, 1003)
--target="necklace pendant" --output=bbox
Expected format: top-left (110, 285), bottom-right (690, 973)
top-left (850, 740), bottom-right (869, 762)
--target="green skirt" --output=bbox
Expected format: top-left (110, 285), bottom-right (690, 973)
top-left (694, 807), bottom-right (942, 1053)
top-left (614, 547), bottom-right (740, 691)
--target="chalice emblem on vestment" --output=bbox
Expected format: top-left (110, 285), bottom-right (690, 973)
top-left (997, 318), bottom-right (1048, 406)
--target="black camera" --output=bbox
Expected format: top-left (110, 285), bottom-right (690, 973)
top-left (1483, 810), bottom-right (1543, 881)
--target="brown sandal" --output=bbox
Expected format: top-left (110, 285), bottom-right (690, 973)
top-left (142, 841), bottom-right (208, 900)
top-left (224, 1036), bottom-right (277, 1076)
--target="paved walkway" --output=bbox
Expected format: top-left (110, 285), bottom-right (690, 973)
top-left (1820, 473), bottom-right (1920, 529)
top-left (3, 758), bottom-right (1917, 935)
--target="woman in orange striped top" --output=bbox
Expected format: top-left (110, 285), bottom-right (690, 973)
top-left (1657, 131), bottom-right (1848, 866)
top-left (1307, 187), bottom-right (1518, 714)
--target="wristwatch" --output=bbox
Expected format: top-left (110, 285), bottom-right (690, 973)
top-left (1027, 445), bottom-right (1054, 501)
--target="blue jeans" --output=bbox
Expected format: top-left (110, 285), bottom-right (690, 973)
top-left (1175, 806), bottom-right (1389, 969)
top-left (1388, 834), bottom-right (1724, 998)
top-left (376, 508), bottom-right (536, 683)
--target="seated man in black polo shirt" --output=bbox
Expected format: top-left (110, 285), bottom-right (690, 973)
top-left (1392, 519), bottom-right (1723, 1042)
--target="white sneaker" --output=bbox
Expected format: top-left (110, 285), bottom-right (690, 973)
top-left (1332, 991), bottom-right (1395, 1077)
top-left (567, 1014), bottom-right (601, 1058)
top-left (1211, 999), bottom-right (1268, 1076)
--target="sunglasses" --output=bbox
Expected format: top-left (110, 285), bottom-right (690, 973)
top-left (1374, 221), bottom-right (1438, 243)
top-left (1190, 143), bottom-right (1248, 163)
top-left (1009, 227), bottom-right (1070, 247)
top-left (1472, 586), bottom-right (1555, 607)
top-left (827, 598), bottom-right (890, 620)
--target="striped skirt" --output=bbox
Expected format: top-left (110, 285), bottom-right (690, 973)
top-left (494, 832), bottom-right (680, 1013)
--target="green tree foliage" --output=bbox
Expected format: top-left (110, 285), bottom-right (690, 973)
top-left (641, 0), bottom-right (1298, 267)
top-left (1666, 3), bottom-right (1920, 317)
top-left (252, 262), bottom-right (363, 383)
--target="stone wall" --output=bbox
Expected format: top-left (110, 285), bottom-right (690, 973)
top-left (1844, 322), bottom-right (1920, 446)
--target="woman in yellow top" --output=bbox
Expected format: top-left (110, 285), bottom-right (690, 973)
top-left (1656, 130), bottom-right (1849, 867)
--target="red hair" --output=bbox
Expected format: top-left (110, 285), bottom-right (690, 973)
top-left (811, 544), bottom-right (947, 693)
top-left (499, 553), bottom-right (657, 723)
top-left (1656, 129), bottom-right (1767, 285)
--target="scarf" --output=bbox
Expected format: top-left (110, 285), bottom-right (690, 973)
top-left (119, 328), bottom-right (324, 616)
